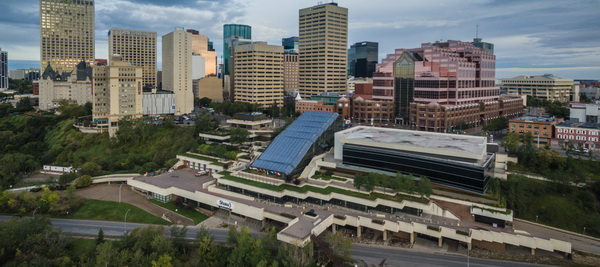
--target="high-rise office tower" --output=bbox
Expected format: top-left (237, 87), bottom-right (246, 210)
top-left (233, 42), bottom-right (284, 107)
top-left (187, 29), bottom-right (218, 76)
top-left (162, 27), bottom-right (193, 114)
top-left (40, 0), bottom-right (95, 74)
top-left (93, 55), bottom-right (143, 137)
top-left (283, 53), bottom-right (299, 91)
top-left (348, 41), bottom-right (378, 78)
top-left (299, 3), bottom-right (348, 97)
top-left (0, 48), bottom-right (7, 90)
top-left (282, 36), bottom-right (299, 53)
top-left (223, 24), bottom-right (251, 76)
top-left (224, 36), bottom-right (252, 101)
top-left (374, 40), bottom-right (523, 130)
top-left (108, 29), bottom-right (156, 89)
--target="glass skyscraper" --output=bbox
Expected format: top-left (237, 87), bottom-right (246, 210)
top-left (348, 41), bottom-right (378, 78)
top-left (223, 24), bottom-right (251, 75)
top-left (282, 36), bottom-right (299, 53)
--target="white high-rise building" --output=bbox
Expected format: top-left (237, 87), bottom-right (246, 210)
top-left (162, 27), bottom-right (193, 114)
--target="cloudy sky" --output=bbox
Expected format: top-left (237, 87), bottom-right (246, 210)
top-left (1, 0), bottom-right (599, 79)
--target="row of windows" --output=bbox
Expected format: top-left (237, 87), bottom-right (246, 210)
top-left (557, 135), bottom-right (599, 142)
top-left (557, 128), bottom-right (599, 135)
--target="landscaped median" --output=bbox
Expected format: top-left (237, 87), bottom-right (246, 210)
top-left (149, 199), bottom-right (209, 224)
top-left (62, 199), bottom-right (170, 225)
top-left (218, 171), bottom-right (429, 205)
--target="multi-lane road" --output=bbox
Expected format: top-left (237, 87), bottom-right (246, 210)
top-left (0, 216), bottom-right (549, 267)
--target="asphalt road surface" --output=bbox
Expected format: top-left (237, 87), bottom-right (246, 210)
top-left (0, 216), bottom-right (549, 267)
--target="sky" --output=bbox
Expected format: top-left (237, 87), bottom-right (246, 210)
top-left (1, 0), bottom-right (599, 79)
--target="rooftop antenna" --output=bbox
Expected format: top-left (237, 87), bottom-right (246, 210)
top-left (476, 24), bottom-right (479, 39)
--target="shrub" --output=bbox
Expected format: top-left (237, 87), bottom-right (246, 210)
top-left (58, 172), bottom-right (78, 185)
top-left (73, 175), bottom-right (93, 188)
top-left (334, 214), bottom-right (346, 220)
top-left (456, 230), bottom-right (470, 236)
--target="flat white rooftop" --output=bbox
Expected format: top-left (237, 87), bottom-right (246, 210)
top-left (335, 126), bottom-right (488, 162)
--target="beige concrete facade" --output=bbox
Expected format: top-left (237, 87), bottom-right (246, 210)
top-left (38, 63), bottom-right (93, 110)
top-left (233, 42), bottom-right (284, 107)
top-left (501, 75), bottom-right (575, 102)
top-left (190, 33), bottom-right (218, 76)
top-left (283, 53), bottom-right (299, 90)
top-left (162, 28), bottom-right (194, 114)
top-left (299, 3), bottom-right (348, 97)
top-left (193, 76), bottom-right (223, 102)
top-left (40, 0), bottom-right (95, 74)
top-left (93, 56), bottom-right (143, 137)
top-left (108, 28), bottom-right (157, 89)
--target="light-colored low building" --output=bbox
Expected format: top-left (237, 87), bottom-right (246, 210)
top-left (570, 103), bottom-right (600, 123)
top-left (93, 56), bottom-right (144, 136)
top-left (143, 91), bottom-right (176, 115)
top-left (501, 74), bottom-right (577, 102)
top-left (38, 61), bottom-right (93, 110)
top-left (193, 76), bottom-right (223, 102)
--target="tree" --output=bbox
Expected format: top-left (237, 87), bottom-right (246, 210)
top-left (151, 254), bottom-right (173, 267)
top-left (545, 100), bottom-right (569, 118)
top-left (199, 97), bottom-right (212, 107)
top-left (81, 162), bottom-right (102, 176)
top-left (15, 97), bottom-right (33, 112)
top-left (416, 177), bottom-right (432, 197)
top-left (325, 231), bottom-right (352, 261)
top-left (230, 128), bottom-right (250, 145)
top-left (482, 117), bottom-right (508, 133)
top-left (58, 172), bottom-right (78, 185)
top-left (96, 228), bottom-right (105, 245)
top-left (73, 175), bottom-right (92, 188)
top-left (194, 110), bottom-right (219, 134)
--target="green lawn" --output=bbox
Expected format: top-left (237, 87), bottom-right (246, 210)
top-left (218, 171), bottom-right (429, 204)
top-left (149, 199), bottom-right (209, 224)
top-left (63, 199), bottom-right (170, 225)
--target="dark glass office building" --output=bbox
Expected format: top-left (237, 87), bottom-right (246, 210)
top-left (282, 36), bottom-right (298, 53)
top-left (223, 24), bottom-right (251, 75)
top-left (335, 127), bottom-right (495, 194)
top-left (348, 41), bottom-right (378, 78)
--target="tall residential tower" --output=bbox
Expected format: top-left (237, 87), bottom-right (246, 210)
top-left (162, 27), bottom-right (193, 114)
top-left (298, 3), bottom-right (348, 97)
top-left (108, 28), bottom-right (157, 89)
top-left (40, 0), bottom-right (95, 74)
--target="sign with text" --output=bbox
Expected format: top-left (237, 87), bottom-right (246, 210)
top-left (217, 199), bottom-right (233, 210)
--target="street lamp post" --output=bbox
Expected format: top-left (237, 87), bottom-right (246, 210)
top-left (584, 227), bottom-right (586, 235)
top-left (124, 209), bottom-right (131, 234)
top-left (32, 206), bottom-right (40, 218)
top-left (536, 215), bottom-right (538, 223)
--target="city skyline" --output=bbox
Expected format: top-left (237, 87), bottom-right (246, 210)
top-left (1, 0), bottom-right (599, 79)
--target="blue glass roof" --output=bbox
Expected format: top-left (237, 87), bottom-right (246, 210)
top-left (251, 111), bottom-right (339, 175)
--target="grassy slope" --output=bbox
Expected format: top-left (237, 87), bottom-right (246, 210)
top-left (63, 199), bottom-right (170, 225)
top-left (149, 199), bottom-right (209, 224)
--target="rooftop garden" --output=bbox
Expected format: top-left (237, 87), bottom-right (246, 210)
top-left (218, 171), bottom-right (429, 205)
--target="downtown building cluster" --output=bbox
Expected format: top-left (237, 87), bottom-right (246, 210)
top-left (19, 0), bottom-right (529, 135)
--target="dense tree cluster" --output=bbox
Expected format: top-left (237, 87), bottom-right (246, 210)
top-left (526, 96), bottom-right (569, 118)
top-left (0, 187), bottom-right (82, 216)
top-left (354, 172), bottom-right (432, 197)
top-left (197, 144), bottom-right (239, 160)
top-left (0, 219), bottom-right (323, 267)
top-left (482, 116), bottom-right (509, 133)
top-left (0, 104), bottom-right (198, 188)
top-left (503, 133), bottom-right (600, 183)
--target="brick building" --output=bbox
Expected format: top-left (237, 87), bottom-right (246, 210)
top-left (509, 116), bottom-right (564, 144)
top-left (555, 122), bottom-right (600, 150)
